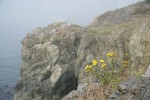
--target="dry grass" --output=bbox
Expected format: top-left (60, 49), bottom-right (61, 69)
top-left (86, 83), bottom-right (112, 100)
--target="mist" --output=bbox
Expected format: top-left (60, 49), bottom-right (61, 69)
top-left (0, 0), bottom-right (142, 86)
top-left (0, 0), bottom-right (142, 34)
top-left (0, 0), bottom-right (143, 99)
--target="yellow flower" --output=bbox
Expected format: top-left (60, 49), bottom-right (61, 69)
top-left (122, 61), bottom-right (128, 64)
top-left (85, 65), bottom-right (93, 73)
top-left (101, 63), bottom-right (106, 68)
top-left (85, 65), bottom-right (88, 69)
top-left (122, 64), bottom-right (127, 67)
top-left (92, 60), bottom-right (98, 66)
top-left (86, 65), bottom-right (92, 69)
top-left (100, 59), bottom-right (105, 63)
top-left (122, 60), bottom-right (128, 67)
top-left (107, 52), bottom-right (116, 57)
top-left (88, 65), bottom-right (93, 69)
top-left (85, 69), bottom-right (90, 73)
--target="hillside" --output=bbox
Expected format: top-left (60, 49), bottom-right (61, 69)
top-left (14, 1), bottom-right (150, 100)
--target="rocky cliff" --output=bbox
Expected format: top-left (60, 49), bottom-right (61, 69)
top-left (14, 1), bottom-right (150, 100)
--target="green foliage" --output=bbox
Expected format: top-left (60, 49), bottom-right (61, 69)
top-left (133, 70), bottom-right (143, 79)
top-left (84, 52), bottom-right (129, 91)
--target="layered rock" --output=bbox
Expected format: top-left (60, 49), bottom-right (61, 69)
top-left (14, 22), bottom-right (83, 100)
top-left (63, 76), bottom-right (150, 100)
top-left (14, 2), bottom-right (150, 100)
top-left (63, 66), bottom-right (150, 100)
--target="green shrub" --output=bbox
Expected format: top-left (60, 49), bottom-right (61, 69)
top-left (84, 52), bottom-right (129, 91)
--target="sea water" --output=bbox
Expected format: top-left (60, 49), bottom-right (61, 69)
top-left (0, 32), bottom-right (25, 100)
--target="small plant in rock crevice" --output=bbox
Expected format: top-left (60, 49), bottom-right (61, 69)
top-left (84, 52), bottom-right (129, 91)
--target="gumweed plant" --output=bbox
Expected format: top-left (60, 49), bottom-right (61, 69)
top-left (85, 52), bottom-right (128, 90)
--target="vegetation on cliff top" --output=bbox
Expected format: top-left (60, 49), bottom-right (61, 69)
top-left (85, 52), bottom-right (129, 89)
top-left (84, 51), bottom-right (143, 98)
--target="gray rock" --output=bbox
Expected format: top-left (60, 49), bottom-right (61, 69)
top-left (14, 1), bottom-right (150, 100)
top-left (109, 77), bottom-right (150, 100)
top-left (62, 83), bottom-right (88, 100)
top-left (142, 65), bottom-right (150, 77)
top-left (63, 77), bottom-right (150, 100)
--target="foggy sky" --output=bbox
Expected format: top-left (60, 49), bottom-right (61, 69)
top-left (0, 0), bottom-right (143, 86)
top-left (0, 0), bottom-right (142, 35)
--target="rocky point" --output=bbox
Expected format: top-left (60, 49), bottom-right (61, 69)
top-left (14, 1), bottom-right (150, 100)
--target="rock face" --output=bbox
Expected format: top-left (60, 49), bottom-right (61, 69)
top-left (14, 2), bottom-right (150, 100)
top-left (14, 23), bottom-right (82, 100)
top-left (109, 77), bottom-right (150, 100)
top-left (63, 66), bottom-right (150, 100)
top-left (63, 77), bottom-right (150, 100)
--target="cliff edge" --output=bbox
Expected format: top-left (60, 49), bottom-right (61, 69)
top-left (14, 2), bottom-right (150, 100)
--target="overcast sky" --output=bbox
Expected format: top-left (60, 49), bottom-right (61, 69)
top-left (0, 0), bottom-right (144, 89)
top-left (0, 0), bottom-right (142, 35)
